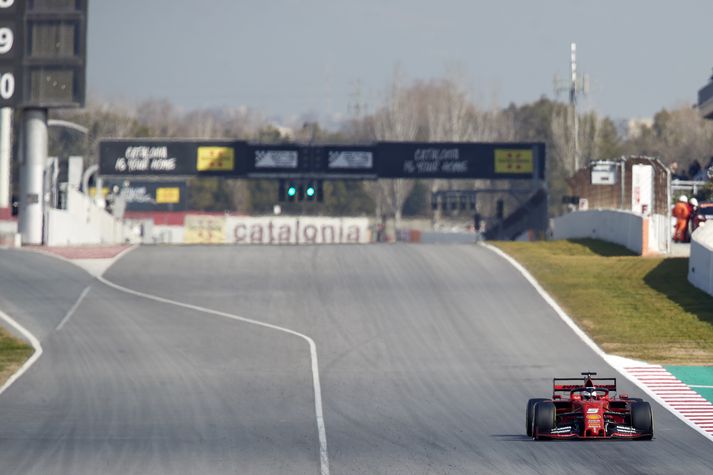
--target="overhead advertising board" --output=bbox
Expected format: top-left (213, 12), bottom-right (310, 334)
top-left (99, 140), bottom-right (247, 177)
top-left (99, 139), bottom-right (545, 180)
top-left (376, 142), bottom-right (544, 180)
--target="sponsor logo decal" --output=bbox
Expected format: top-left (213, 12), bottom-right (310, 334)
top-left (255, 150), bottom-right (298, 168)
top-left (196, 146), bottom-right (235, 171)
top-left (328, 150), bottom-right (373, 169)
top-left (184, 215), bottom-right (226, 244)
top-left (156, 187), bottom-right (181, 204)
top-left (114, 146), bottom-right (177, 173)
top-left (494, 149), bottom-right (533, 174)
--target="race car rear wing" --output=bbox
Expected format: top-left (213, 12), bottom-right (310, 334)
top-left (552, 377), bottom-right (617, 394)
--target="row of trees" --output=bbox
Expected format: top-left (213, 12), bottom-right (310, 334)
top-left (47, 75), bottom-right (713, 219)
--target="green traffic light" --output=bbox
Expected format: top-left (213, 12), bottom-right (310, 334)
top-left (306, 186), bottom-right (315, 197)
top-left (287, 186), bottom-right (297, 197)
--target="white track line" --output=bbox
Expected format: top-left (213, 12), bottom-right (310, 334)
top-left (21, 245), bottom-right (330, 473)
top-left (482, 242), bottom-right (713, 443)
top-left (56, 286), bottom-right (92, 331)
top-left (0, 247), bottom-right (138, 398)
top-left (18, 245), bottom-right (331, 473)
top-left (96, 274), bottom-right (330, 475)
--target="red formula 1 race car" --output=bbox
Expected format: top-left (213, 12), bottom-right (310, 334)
top-left (526, 372), bottom-right (653, 440)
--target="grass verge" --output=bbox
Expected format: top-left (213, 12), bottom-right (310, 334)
top-left (494, 239), bottom-right (713, 364)
top-left (0, 325), bottom-right (33, 387)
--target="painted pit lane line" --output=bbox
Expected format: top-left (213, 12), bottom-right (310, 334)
top-left (55, 285), bottom-right (92, 331)
top-left (483, 243), bottom-right (713, 443)
top-left (17, 245), bottom-right (330, 475)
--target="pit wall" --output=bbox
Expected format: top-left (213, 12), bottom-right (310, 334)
top-left (125, 213), bottom-right (371, 245)
top-left (46, 187), bottom-right (139, 246)
top-left (552, 209), bottom-right (666, 256)
top-left (689, 224), bottom-right (713, 297)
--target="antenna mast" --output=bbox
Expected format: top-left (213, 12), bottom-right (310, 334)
top-left (554, 42), bottom-right (589, 172)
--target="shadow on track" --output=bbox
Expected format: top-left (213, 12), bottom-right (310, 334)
top-left (490, 434), bottom-right (532, 442)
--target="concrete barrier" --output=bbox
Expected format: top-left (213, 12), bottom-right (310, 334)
top-left (46, 187), bottom-right (138, 246)
top-left (689, 224), bottom-right (713, 297)
top-left (552, 209), bottom-right (665, 255)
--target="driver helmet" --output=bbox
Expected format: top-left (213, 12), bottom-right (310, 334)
top-left (581, 390), bottom-right (592, 400)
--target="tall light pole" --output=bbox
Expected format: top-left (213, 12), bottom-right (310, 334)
top-left (554, 42), bottom-right (589, 173)
top-left (570, 43), bottom-right (580, 172)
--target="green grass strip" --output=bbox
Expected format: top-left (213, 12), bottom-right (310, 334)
top-left (0, 326), bottom-right (33, 385)
top-left (495, 239), bottom-right (713, 364)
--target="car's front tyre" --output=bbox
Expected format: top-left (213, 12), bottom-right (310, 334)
top-left (533, 401), bottom-right (556, 440)
top-left (526, 398), bottom-right (549, 437)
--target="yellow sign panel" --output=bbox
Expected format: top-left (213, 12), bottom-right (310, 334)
top-left (196, 146), bottom-right (235, 171)
top-left (184, 214), bottom-right (226, 244)
top-left (494, 149), bottom-right (533, 174)
top-left (156, 187), bottom-right (180, 204)
top-left (88, 187), bottom-right (110, 198)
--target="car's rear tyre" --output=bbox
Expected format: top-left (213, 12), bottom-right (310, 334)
top-left (533, 401), bottom-right (556, 440)
top-left (526, 398), bottom-right (549, 437)
top-left (631, 401), bottom-right (654, 440)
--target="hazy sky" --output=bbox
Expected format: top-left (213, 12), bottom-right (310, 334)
top-left (88, 0), bottom-right (713, 123)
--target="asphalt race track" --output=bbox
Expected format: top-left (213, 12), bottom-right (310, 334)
top-left (0, 244), bottom-right (712, 474)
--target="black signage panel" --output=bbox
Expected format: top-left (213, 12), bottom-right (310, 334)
top-left (102, 179), bottom-right (187, 212)
top-left (0, 0), bottom-right (23, 107)
top-left (99, 139), bottom-right (545, 180)
top-left (376, 142), bottom-right (545, 180)
top-left (22, 0), bottom-right (87, 108)
top-left (99, 139), bottom-right (248, 177)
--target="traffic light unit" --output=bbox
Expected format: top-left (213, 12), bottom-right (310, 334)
top-left (278, 179), bottom-right (323, 203)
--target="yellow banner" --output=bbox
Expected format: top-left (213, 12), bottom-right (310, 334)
top-left (184, 214), bottom-right (226, 244)
top-left (494, 149), bottom-right (533, 174)
top-left (196, 146), bottom-right (235, 171)
top-left (155, 187), bottom-right (180, 204)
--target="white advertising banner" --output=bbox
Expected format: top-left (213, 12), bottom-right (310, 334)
top-left (225, 217), bottom-right (371, 245)
top-left (631, 164), bottom-right (653, 215)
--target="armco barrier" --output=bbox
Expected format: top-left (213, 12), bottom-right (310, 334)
top-left (689, 225), bottom-right (713, 297)
top-left (552, 209), bottom-right (664, 255)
